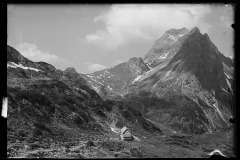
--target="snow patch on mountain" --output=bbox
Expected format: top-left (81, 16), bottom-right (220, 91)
top-left (212, 98), bottom-right (229, 126)
top-left (221, 87), bottom-right (228, 93)
top-left (226, 79), bottom-right (232, 92)
top-left (110, 126), bottom-right (121, 134)
top-left (132, 75), bottom-right (143, 84)
top-left (168, 35), bottom-right (178, 41)
top-left (222, 62), bottom-right (233, 79)
top-left (7, 62), bottom-right (42, 72)
top-left (162, 69), bottom-right (172, 80)
top-left (178, 34), bottom-right (184, 37)
top-left (87, 74), bottom-right (93, 78)
top-left (107, 86), bottom-right (113, 90)
top-left (103, 70), bottom-right (110, 76)
top-left (158, 52), bottom-right (170, 59)
top-left (146, 63), bottom-right (152, 69)
top-left (224, 72), bottom-right (232, 80)
top-left (91, 85), bottom-right (100, 92)
top-left (168, 33), bottom-right (185, 41)
top-left (133, 60), bottom-right (176, 84)
top-left (87, 74), bottom-right (104, 85)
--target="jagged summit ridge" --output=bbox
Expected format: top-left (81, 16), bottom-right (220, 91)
top-left (143, 27), bottom-right (215, 68)
top-left (143, 27), bottom-right (190, 67)
top-left (165, 27), bottom-right (189, 35)
top-left (190, 27), bottom-right (200, 33)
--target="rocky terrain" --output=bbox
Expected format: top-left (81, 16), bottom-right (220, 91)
top-left (7, 45), bottom-right (162, 158)
top-left (81, 57), bottom-right (150, 99)
top-left (7, 27), bottom-right (235, 158)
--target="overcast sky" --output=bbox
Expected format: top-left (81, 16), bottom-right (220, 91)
top-left (7, 4), bottom-right (234, 74)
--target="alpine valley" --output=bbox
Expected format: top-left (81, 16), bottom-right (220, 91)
top-left (7, 27), bottom-right (235, 158)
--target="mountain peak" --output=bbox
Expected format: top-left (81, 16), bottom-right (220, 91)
top-left (143, 27), bottom-right (190, 67)
top-left (203, 33), bottom-right (212, 44)
top-left (202, 33), bottom-right (220, 55)
top-left (7, 45), bottom-right (30, 64)
top-left (165, 27), bottom-right (189, 36)
top-left (203, 33), bottom-right (209, 38)
top-left (64, 67), bottom-right (78, 74)
top-left (190, 27), bottom-right (201, 34)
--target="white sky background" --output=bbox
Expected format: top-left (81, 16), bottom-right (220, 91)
top-left (7, 4), bottom-right (234, 73)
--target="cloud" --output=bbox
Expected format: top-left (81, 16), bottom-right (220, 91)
top-left (220, 4), bottom-right (234, 28)
top-left (85, 62), bottom-right (108, 72)
top-left (16, 43), bottom-right (67, 63)
top-left (219, 6), bottom-right (234, 44)
top-left (220, 15), bottom-right (233, 29)
top-left (85, 4), bottom-right (212, 50)
top-left (115, 59), bottom-right (124, 65)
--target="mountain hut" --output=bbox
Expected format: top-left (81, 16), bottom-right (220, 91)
top-left (121, 126), bottom-right (134, 141)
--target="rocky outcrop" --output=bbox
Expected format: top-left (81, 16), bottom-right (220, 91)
top-left (127, 57), bottom-right (150, 75)
top-left (64, 67), bottom-right (78, 74)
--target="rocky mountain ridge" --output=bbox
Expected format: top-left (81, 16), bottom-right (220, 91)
top-left (81, 27), bottom-right (234, 135)
top-left (81, 56), bottom-right (150, 98)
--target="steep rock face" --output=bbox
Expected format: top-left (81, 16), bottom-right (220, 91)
top-left (143, 27), bottom-right (189, 68)
top-left (127, 57), bottom-right (150, 74)
top-left (219, 54), bottom-right (233, 68)
top-left (82, 57), bottom-right (150, 97)
top-left (125, 27), bottom-right (234, 134)
top-left (167, 29), bottom-right (226, 93)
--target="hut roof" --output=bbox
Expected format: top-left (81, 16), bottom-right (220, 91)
top-left (121, 126), bottom-right (129, 134)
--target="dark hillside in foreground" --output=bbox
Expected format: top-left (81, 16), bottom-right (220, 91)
top-left (7, 45), bottom-right (165, 158)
